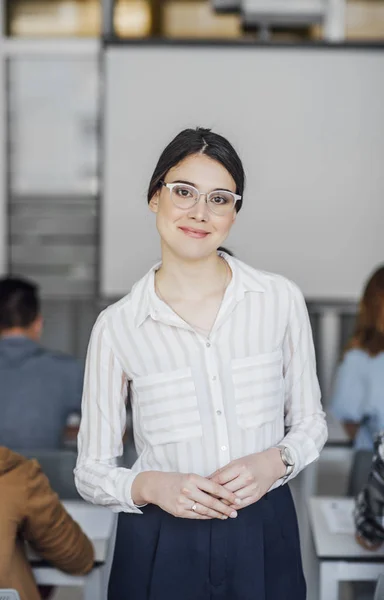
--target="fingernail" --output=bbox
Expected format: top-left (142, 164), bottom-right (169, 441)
top-left (235, 498), bottom-right (242, 505)
top-left (221, 515), bottom-right (228, 520)
top-left (230, 511), bottom-right (237, 518)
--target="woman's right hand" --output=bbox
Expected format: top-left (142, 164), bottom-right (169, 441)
top-left (132, 471), bottom-right (240, 520)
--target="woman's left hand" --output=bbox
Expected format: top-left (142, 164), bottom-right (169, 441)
top-left (209, 448), bottom-right (287, 509)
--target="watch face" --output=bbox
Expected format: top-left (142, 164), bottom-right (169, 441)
top-left (283, 447), bottom-right (294, 466)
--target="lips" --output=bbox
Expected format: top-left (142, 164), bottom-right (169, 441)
top-left (179, 227), bottom-right (210, 239)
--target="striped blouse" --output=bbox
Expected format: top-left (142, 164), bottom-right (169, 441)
top-left (75, 253), bottom-right (328, 513)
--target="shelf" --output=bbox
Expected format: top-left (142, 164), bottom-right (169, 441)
top-left (1, 38), bottom-right (100, 56)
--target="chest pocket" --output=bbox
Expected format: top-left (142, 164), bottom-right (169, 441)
top-left (133, 367), bottom-right (202, 446)
top-left (232, 350), bottom-right (284, 430)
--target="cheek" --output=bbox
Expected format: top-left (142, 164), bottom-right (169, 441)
top-left (156, 202), bottom-right (183, 232)
top-left (215, 214), bottom-right (235, 235)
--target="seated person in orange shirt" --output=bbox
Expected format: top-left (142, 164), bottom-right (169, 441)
top-left (0, 446), bottom-right (94, 600)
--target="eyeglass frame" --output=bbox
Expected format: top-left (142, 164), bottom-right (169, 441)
top-left (160, 181), bottom-right (241, 215)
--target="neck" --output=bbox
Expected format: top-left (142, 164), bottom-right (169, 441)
top-left (0, 327), bottom-right (37, 341)
top-left (156, 244), bottom-right (229, 301)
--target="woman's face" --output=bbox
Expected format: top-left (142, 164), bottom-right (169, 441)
top-left (149, 153), bottom-right (238, 261)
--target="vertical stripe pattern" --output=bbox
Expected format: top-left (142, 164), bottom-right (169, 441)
top-left (75, 255), bottom-right (328, 513)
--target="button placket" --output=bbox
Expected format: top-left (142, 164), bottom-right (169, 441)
top-left (204, 339), bottom-right (230, 466)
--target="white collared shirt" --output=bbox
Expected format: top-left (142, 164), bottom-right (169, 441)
top-left (75, 254), bottom-right (328, 513)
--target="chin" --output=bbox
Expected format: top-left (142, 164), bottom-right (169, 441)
top-left (168, 240), bottom-right (217, 262)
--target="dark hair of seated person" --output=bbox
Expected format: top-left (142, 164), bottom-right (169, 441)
top-left (0, 276), bottom-right (40, 333)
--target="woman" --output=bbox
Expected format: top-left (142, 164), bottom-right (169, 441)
top-left (75, 127), bottom-right (327, 600)
top-left (330, 266), bottom-right (384, 450)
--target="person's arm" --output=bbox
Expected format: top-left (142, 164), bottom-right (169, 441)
top-left (273, 280), bottom-right (328, 484)
top-left (21, 459), bottom-right (94, 574)
top-left (74, 312), bottom-right (146, 514)
top-left (329, 350), bottom-right (367, 440)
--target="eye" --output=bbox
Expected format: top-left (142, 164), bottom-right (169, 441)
top-left (210, 193), bottom-right (230, 205)
top-left (175, 185), bottom-right (194, 198)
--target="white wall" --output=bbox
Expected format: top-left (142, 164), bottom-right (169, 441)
top-left (0, 5), bottom-right (6, 275)
top-left (102, 45), bottom-right (384, 299)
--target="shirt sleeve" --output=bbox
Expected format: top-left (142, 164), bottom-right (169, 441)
top-left (329, 350), bottom-right (367, 423)
top-left (74, 313), bottom-right (144, 514)
top-left (276, 280), bottom-right (328, 484)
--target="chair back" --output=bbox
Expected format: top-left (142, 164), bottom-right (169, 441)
top-left (347, 449), bottom-right (374, 497)
top-left (0, 590), bottom-right (21, 600)
top-left (374, 574), bottom-right (384, 600)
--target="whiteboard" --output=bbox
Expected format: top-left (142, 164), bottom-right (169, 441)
top-left (102, 45), bottom-right (384, 299)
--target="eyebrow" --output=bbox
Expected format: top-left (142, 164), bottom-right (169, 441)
top-left (169, 179), bottom-right (234, 194)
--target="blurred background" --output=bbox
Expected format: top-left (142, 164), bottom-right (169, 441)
top-left (1, 0), bottom-right (383, 391)
top-left (0, 2), bottom-right (383, 599)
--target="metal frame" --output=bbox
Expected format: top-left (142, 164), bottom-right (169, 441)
top-left (101, 0), bottom-right (115, 39)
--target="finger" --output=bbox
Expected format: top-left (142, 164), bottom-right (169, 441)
top-left (208, 467), bottom-right (222, 479)
top-left (188, 501), bottom-right (230, 521)
top-left (185, 512), bottom-right (212, 520)
top-left (193, 489), bottom-right (238, 518)
top-left (210, 464), bottom-right (243, 486)
top-left (228, 487), bottom-right (261, 510)
top-left (197, 476), bottom-right (241, 506)
top-left (219, 475), bottom-right (250, 494)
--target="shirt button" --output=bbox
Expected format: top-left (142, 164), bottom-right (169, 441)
top-left (216, 410), bottom-right (222, 416)
top-left (212, 375), bottom-right (217, 381)
top-left (221, 445), bottom-right (227, 451)
top-left (206, 341), bottom-right (211, 348)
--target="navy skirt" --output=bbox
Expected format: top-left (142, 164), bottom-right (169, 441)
top-left (108, 484), bottom-right (306, 600)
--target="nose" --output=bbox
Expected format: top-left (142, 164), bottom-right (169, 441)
top-left (188, 193), bottom-right (209, 221)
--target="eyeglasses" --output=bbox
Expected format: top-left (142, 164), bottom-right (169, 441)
top-left (161, 181), bottom-right (241, 216)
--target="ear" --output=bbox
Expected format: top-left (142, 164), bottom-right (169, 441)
top-left (149, 190), bottom-right (160, 214)
top-left (231, 209), bottom-right (237, 224)
top-left (31, 315), bottom-right (43, 340)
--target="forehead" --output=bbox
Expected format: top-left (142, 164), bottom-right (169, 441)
top-left (166, 154), bottom-right (236, 191)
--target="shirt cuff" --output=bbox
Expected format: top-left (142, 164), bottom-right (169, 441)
top-left (126, 472), bottom-right (148, 513)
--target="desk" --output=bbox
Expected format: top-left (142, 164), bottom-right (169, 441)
top-left (28, 501), bottom-right (117, 600)
top-left (299, 414), bottom-right (352, 500)
top-left (326, 413), bottom-right (352, 448)
top-left (309, 497), bottom-right (384, 600)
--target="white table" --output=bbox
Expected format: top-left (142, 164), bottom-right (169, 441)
top-left (326, 413), bottom-right (352, 448)
top-left (309, 497), bottom-right (384, 600)
top-left (299, 414), bottom-right (352, 502)
top-left (27, 501), bottom-right (117, 600)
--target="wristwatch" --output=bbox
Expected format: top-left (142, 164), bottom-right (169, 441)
top-left (276, 445), bottom-right (295, 477)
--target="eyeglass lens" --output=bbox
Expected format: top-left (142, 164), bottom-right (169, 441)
top-left (170, 184), bottom-right (235, 215)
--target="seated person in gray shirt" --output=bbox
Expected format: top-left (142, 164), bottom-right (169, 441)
top-left (0, 276), bottom-right (84, 450)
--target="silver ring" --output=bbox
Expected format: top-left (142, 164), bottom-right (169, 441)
top-left (191, 503), bottom-right (197, 512)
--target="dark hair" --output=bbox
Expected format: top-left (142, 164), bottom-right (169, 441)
top-left (147, 127), bottom-right (245, 213)
top-left (0, 276), bottom-right (40, 332)
top-left (344, 265), bottom-right (384, 357)
top-left (217, 246), bottom-right (234, 256)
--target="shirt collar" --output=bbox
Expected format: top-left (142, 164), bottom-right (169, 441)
top-left (132, 261), bottom-right (161, 328)
top-left (132, 253), bottom-right (265, 328)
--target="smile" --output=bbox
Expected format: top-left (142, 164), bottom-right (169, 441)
top-left (179, 227), bottom-right (210, 239)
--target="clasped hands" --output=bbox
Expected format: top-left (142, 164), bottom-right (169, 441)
top-left (135, 447), bottom-right (287, 520)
